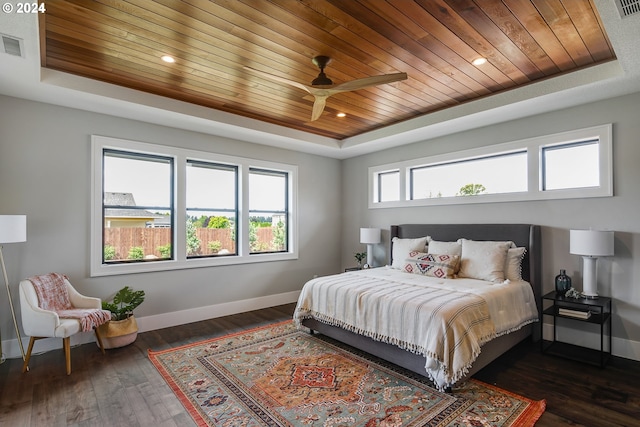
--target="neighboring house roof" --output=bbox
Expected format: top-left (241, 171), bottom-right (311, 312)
top-left (105, 192), bottom-right (137, 206)
top-left (104, 192), bottom-right (163, 219)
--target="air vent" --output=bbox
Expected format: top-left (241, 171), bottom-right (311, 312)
top-left (1, 34), bottom-right (24, 57)
top-left (617, 0), bottom-right (640, 17)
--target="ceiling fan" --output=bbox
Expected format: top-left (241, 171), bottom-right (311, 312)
top-left (244, 56), bottom-right (407, 121)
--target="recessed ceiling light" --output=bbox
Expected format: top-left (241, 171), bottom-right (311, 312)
top-left (336, 112), bottom-right (346, 118)
top-left (472, 57), bottom-right (487, 66)
top-left (161, 55), bottom-right (175, 63)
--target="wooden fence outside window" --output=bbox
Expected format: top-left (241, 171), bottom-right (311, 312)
top-left (104, 227), bottom-right (275, 259)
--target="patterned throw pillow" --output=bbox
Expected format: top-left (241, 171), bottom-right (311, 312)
top-left (403, 251), bottom-right (460, 279)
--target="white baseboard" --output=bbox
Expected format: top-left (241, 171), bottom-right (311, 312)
top-left (0, 290), bottom-right (300, 361)
top-left (3, 298), bottom-right (639, 364)
top-left (135, 290), bottom-right (300, 332)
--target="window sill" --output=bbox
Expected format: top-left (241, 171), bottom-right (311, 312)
top-left (90, 252), bottom-right (299, 277)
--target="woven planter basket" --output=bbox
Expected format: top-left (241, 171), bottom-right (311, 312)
top-left (97, 316), bottom-right (138, 349)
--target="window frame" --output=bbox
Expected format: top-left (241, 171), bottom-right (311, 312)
top-left (248, 167), bottom-right (290, 255)
top-left (102, 149), bottom-right (175, 263)
top-left (540, 139), bottom-right (601, 191)
top-left (369, 124), bottom-right (613, 209)
top-left (408, 149), bottom-right (528, 200)
top-left (373, 169), bottom-right (400, 203)
top-left (185, 159), bottom-right (239, 259)
top-left (91, 135), bottom-right (298, 277)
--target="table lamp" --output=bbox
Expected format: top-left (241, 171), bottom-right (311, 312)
top-left (570, 229), bottom-right (614, 299)
top-left (360, 227), bottom-right (381, 267)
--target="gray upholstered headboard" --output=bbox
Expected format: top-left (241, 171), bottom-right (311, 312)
top-left (390, 224), bottom-right (542, 330)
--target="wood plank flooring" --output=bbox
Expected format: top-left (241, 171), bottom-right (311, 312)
top-left (0, 303), bottom-right (638, 426)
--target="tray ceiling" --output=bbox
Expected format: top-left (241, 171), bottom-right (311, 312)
top-left (39, 0), bottom-right (615, 140)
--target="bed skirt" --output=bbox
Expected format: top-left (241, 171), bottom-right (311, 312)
top-left (302, 318), bottom-right (533, 385)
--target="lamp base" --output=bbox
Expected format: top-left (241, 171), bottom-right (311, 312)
top-left (581, 256), bottom-right (599, 300)
top-left (366, 244), bottom-right (374, 267)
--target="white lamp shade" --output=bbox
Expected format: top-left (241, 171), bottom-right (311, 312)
top-left (570, 230), bottom-right (614, 257)
top-left (0, 215), bottom-right (27, 243)
top-left (360, 228), bottom-right (381, 245)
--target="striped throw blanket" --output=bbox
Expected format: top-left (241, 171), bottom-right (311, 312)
top-left (28, 273), bottom-right (111, 332)
top-left (294, 267), bottom-right (538, 391)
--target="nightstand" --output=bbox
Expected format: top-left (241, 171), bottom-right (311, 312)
top-left (541, 291), bottom-right (612, 367)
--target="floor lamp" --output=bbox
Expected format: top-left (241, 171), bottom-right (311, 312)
top-left (0, 215), bottom-right (27, 363)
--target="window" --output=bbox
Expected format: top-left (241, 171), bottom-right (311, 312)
top-left (249, 169), bottom-right (288, 254)
top-left (410, 151), bottom-right (527, 200)
top-left (91, 136), bottom-right (298, 276)
top-left (369, 124), bottom-right (612, 208)
top-left (375, 170), bottom-right (400, 203)
top-left (542, 140), bottom-right (599, 190)
top-left (102, 150), bottom-right (174, 263)
top-left (186, 161), bottom-right (238, 258)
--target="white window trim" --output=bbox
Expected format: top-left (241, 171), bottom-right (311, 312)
top-left (369, 124), bottom-right (612, 209)
top-left (91, 135), bottom-right (298, 277)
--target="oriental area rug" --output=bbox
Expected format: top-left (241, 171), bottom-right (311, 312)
top-left (148, 321), bottom-right (545, 427)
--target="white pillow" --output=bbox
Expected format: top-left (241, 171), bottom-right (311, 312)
top-left (428, 240), bottom-right (462, 257)
top-left (458, 239), bottom-right (511, 282)
top-left (505, 247), bottom-right (526, 281)
top-left (391, 236), bottom-right (429, 269)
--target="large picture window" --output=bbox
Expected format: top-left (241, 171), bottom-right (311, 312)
top-left (369, 124), bottom-right (612, 208)
top-left (91, 136), bottom-right (298, 276)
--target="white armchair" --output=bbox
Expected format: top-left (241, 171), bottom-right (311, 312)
top-left (19, 275), bottom-right (107, 374)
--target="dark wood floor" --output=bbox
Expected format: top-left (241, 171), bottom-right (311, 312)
top-left (0, 303), bottom-right (638, 426)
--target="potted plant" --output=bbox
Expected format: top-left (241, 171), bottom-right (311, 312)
top-left (354, 252), bottom-right (367, 268)
top-left (98, 286), bottom-right (145, 349)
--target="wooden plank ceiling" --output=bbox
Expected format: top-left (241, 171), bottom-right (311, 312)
top-left (39, 0), bottom-right (615, 140)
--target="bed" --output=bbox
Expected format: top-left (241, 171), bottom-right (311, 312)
top-left (294, 223), bottom-right (541, 391)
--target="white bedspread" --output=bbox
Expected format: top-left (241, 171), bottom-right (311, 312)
top-left (293, 267), bottom-right (538, 390)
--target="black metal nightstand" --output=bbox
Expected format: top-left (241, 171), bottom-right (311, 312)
top-left (541, 291), bottom-right (612, 367)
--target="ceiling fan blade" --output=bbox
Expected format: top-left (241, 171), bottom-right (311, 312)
top-left (310, 95), bottom-right (327, 121)
top-left (243, 66), bottom-right (313, 94)
top-left (330, 72), bottom-right (407, 92)
top-left (245, 64), bottom-right (406, 122)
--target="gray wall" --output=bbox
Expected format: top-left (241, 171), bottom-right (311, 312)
top-left (0, 96), bottom-right (342, 337)
top-left (2, 91), bottom-right (639, 358)
top-left (341, 91), bottom-right (640, 352)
